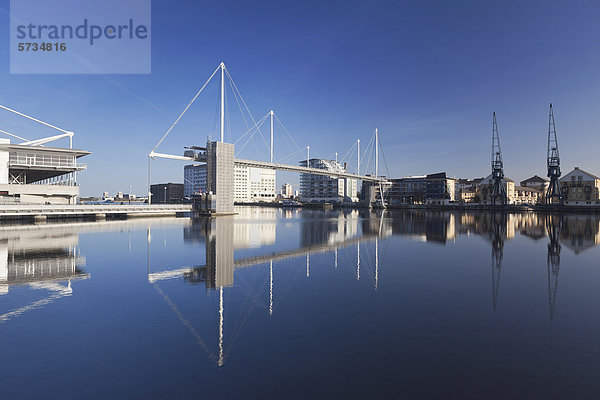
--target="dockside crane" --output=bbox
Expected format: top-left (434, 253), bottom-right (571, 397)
top-left (490, 112), bottom-right (507, 205)
top-left (546, 104), bottom-right (563, 205)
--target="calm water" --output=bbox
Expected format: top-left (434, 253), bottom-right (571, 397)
top-left (2, 207), bottom-right (600, 399)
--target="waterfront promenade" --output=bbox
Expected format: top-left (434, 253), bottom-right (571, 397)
top-left (0, 203), bottom-right (192, 220)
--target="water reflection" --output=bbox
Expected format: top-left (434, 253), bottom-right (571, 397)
top-left (3, 210), bottom-right (600, 370)
top-left (0, 224), bottom-right (88, 323)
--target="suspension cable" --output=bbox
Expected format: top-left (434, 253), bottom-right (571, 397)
top-left (0, 104), bottom-right (71, 134)
top-left (0, 128), bottom-right (29, 142)
top-left (152, 64), bottom-right (221, 153)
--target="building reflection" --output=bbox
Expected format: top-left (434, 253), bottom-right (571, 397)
top-left (149, 209), bottom-right (600, 366)
top-left (149, 209), bottom-right (388, 367)
top-left (0, 224), bottom-right (88, 323)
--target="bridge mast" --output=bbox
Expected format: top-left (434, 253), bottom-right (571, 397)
top-left (546, 103), bottom-right (563, 205)
top-left (357, 139), bottom-right (360, 175)
top-left (270, 110), bottom-right (274, 163)
top-left (375, 128), bottom-right (379, 178)
top-left (220, 62), bottom-right (225, 143)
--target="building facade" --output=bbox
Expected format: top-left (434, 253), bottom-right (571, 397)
top-left (184, 164), bottom-right (207, 197)
top-left (476, 174), bottom-right (515, 204)
top-left (184, 163), bottom-right (276, 203)
top-left (281, 183), bottom-right (293, 198)
top-left (560, 167), bottom-right (600, 205)
top-left (150, 183), bottom-right (184, 203)
top-left (513, 186), bottom-right (542, 205)
top-left (0, 138), bottom-right (89, 204)
top-left (387, 173), bottom-right (455, 205)
top-left (299, 159), bottom-right (358, 203)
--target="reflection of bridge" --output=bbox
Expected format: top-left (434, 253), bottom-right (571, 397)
top-left (147, 210), bottom-right (388, 367)
top-left (148, 228), bottom-right (385, 284)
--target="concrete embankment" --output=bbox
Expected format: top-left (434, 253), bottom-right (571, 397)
top-left (236, 201), bottom-right (600, 214)
top-left (0, 204), bottom-right (193, 221)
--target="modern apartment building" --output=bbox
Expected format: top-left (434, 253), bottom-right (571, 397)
top-left (184, 163), bottom-right (276, 202)
top-left (299, 158), bottom-right (358, 203)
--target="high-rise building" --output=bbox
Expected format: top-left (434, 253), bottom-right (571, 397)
top-left (299, 159), bottom-right (358, 203)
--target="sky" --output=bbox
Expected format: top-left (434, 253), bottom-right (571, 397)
top-left (1, 0), bottom-right (600, 196)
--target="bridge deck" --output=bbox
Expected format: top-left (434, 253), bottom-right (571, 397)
top-left (234, 158), bottom-right (388, 182)
top-left (188, 153), bottom-right (387, 182)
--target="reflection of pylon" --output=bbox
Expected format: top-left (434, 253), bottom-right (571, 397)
top-left (546, 215), bottom-right (562, 320)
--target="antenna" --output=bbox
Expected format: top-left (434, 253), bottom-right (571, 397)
top-left (546, 103), bottom-right (563, 205)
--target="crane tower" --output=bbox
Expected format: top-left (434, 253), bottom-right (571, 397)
top-left (546, 103), bottom-right (563, 205)
top-left (490, 112), bottom-right (507, 205)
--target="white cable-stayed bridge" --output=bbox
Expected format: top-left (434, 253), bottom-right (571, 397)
top-left (148, 62), bottom-right (391, 212)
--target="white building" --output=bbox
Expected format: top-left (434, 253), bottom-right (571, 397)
top-left (184, 164), bottom-right (207, 197)
top-left (184, 163), bottom-right (276, 202)
top-left (0, 139), bottom-right (89, 204)
top-left (299, 158), bottom-right (358, 203)
top-left (281, 183), bottom-right (293, 198)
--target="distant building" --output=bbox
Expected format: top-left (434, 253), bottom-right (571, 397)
top-left (459, 187), bottom-right (477, 203)
top-left (184, 164), bottom-right (207, 197)
top-left (184, 163), bottom-right (276, 202)
top-left (520, 175), bottom-right (549, 192)
top-left (361, 179), bottom-right (391, 205)
top-left (387, 173), bottom-right (455, 205)
top-left (424, 172), bottom-right (456, 205)
top-left (150, 183), bottom-right (184, 203)
top-left (513, 186), bottom-right (542, 205)
top-left (455, 178), bottom-right (484, 203)
top-left (299, 159), bottom-right (358, 203)
top-left (0, 138), bottom-right (89, 204)
top-left (388, 176), bottom-right (426, 204)
top-left (560, 167), bottom-right (600, 205)
top-left (282, 183), bottom-right (293, 198)
top-left (476, 174), bottom-right (515, 204)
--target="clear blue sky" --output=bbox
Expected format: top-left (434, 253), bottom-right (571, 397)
top-left (1, 0), bottom-right (600, 196)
